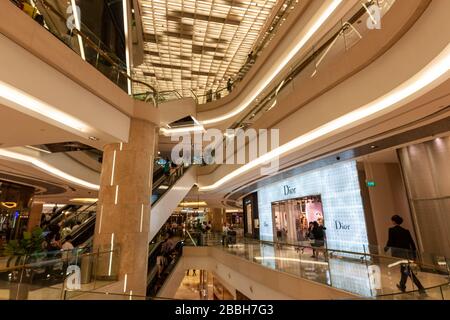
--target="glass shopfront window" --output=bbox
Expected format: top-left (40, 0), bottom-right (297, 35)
top-left (272, 195), bottom-right (324, 243)
top-left (257, 160), bottom-right (369, 253)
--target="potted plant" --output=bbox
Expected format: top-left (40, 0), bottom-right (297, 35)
top-left (3, 227), bottom-right (45, 300)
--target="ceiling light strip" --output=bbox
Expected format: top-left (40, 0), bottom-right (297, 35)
top-left (0, 81), bottom-right (88, 133)
top-left (199, 45), bottom-right (450, 191)
top-left (200, 0), bottom-right (343, 125)
top-left (25, 145), bottom-right (52, 154)
top-left (160, 125), bottom-right (205, 135)
top-left (0, 149), bottom-right (99, 190)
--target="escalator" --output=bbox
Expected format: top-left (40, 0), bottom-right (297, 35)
top-left (68, 215), bottom-right (96, 248)
top-left (45, 204), bottom-right (82, 227)
top-left (48, 163), bottom-right (196, 297)
top-left (55, 164), bottom-right (196, 250)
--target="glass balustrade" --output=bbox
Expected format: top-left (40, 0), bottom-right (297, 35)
top-left (0, 247), bottom-right (120, 300)
top-left (181, 232), bottom-right (449, 300)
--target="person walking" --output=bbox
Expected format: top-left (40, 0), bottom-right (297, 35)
top-left (222, 223), bottom-right (229, 247)
top-left (384, 215), bottom-right (426, 295)
top-left (61, 235), bottom-right (75, 270)
top-left (310, 221), bottom-right (326, 259)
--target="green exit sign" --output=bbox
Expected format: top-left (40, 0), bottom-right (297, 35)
top-left (367, 181), bottom-right (376, 187)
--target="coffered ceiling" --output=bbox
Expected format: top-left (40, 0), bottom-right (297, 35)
top-left (133, 0), bottom-right (278, 96)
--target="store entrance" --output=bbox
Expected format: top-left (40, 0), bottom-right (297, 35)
top-left (271, 195), bottom-right (324, 243)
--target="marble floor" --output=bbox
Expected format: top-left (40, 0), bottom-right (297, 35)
top-left (173, 271), bottom-right (214, 300)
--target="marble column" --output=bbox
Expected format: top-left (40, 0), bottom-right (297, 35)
top-left (93, 118), bottom-right (156, 296)
top-left (209, 208), bottom-right (224, 232)
top-left (27, 202), bottom-right (43, 231)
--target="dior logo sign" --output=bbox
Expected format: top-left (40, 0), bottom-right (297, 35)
top-left (283, 185), bottom-right (296, 196)
top-left (335, 220), bottom-right (350, 230)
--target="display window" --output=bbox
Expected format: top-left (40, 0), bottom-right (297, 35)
top-left (271, 195), bottom-right (324, 243)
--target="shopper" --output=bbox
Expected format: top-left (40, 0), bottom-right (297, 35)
top-left (222, 223), bottom-right (229, 247)
top-left (384, 215), bottom-right (426, 295)
top-left (306, 222), bottom-right (314, 241)
top-left (227, 78), bottom-right (232, 92)
top-left (206, 89), bottom-right (213, 102)
top-left (71, 221), bottom-right (81, 232)
top-left (311, 221), bottom-right (326, 259)
top-left (163, 157), bottom-right (171, 176)
top-left (61, 235), bottom-right (74, 251)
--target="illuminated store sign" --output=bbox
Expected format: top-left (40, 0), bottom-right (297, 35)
top-left (282, 185), bottom-right (296, 196)
top-left (334, 220), bottom-right (350, 230)
top-left (257, 160), bottom-right (369, 253)
top-left (366, 181), bottom-right (376, 187)
top-left (1, 202), bottom-right (17, 209)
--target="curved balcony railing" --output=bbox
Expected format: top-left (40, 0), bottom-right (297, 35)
top-left (230, 0), bottom-right (397, 130)
top-left (183, 232), bottom-right (449, 300)
top-left (137, 0), bottom-right (299, 106)
top-left (9, 0), bottom-right (157, 103)
top-left (0, 247), bottom-right (120, 300)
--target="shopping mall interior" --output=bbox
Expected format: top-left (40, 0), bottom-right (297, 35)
top-left (0, 0), bottom-right (449, 301)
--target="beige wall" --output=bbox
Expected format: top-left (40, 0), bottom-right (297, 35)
top-left (398, 136), bottom-right (450, 259)
top-left (196, 0), bottom-right (450, 192)
top-left (363, 162), bottom-right (415, 248)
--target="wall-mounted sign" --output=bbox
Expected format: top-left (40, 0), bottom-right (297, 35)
top-left (283, 185), bottom-right (296, 196)
top-left (334, 220), bottom-right (350, 230)
top-left (257, 161), bottom-right (369, 253)
top-left (366, 181), bottom-right (376, 187)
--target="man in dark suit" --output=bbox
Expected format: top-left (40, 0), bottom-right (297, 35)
top-left (385, 215), bottom-right (426, 294)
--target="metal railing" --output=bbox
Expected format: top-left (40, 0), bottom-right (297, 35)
top-left (229, 0), bottom-right (396, 130)
top-left (0, 247), bottom-right (120, 300)
top-left (9, 0), bottom-right (157, 103)
top-left (140, 0), bottom-right (299, 105)
top-left (151, 165), bottom-right (188, 206)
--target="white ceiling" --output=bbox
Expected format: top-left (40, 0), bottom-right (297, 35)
top-left (0, 103), bottom-right (77, 148)
top-left (0, 158), bottom-right (96, 203)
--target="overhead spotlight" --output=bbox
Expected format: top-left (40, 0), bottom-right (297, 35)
top-left (370, 145), bottom-right (378, 149)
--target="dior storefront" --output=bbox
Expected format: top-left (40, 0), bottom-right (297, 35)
top-left (256, 160), bottom-right (370, 254)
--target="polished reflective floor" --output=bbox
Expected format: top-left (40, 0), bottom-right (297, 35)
top-left (218, 241), bottom-right (448, 299)
top-left (173, 271), bottom-right (214, 300)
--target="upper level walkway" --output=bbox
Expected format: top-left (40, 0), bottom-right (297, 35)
top-left (158, 234), bottom-right (449, 300)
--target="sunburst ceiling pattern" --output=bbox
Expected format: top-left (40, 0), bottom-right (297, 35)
top-left (133, 0), bottom-right (278, 97)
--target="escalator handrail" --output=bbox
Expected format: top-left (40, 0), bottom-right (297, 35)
top-left (63, 214), bottom-right (96, 243)
top-left (68, 201), bottom-right (97, 222)
top-left (47, 204), bottom-right (79, 226)
top-left (151, 165), bottom-right (189, 206)
top-left (49, 201), bottom-right (96, 228)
